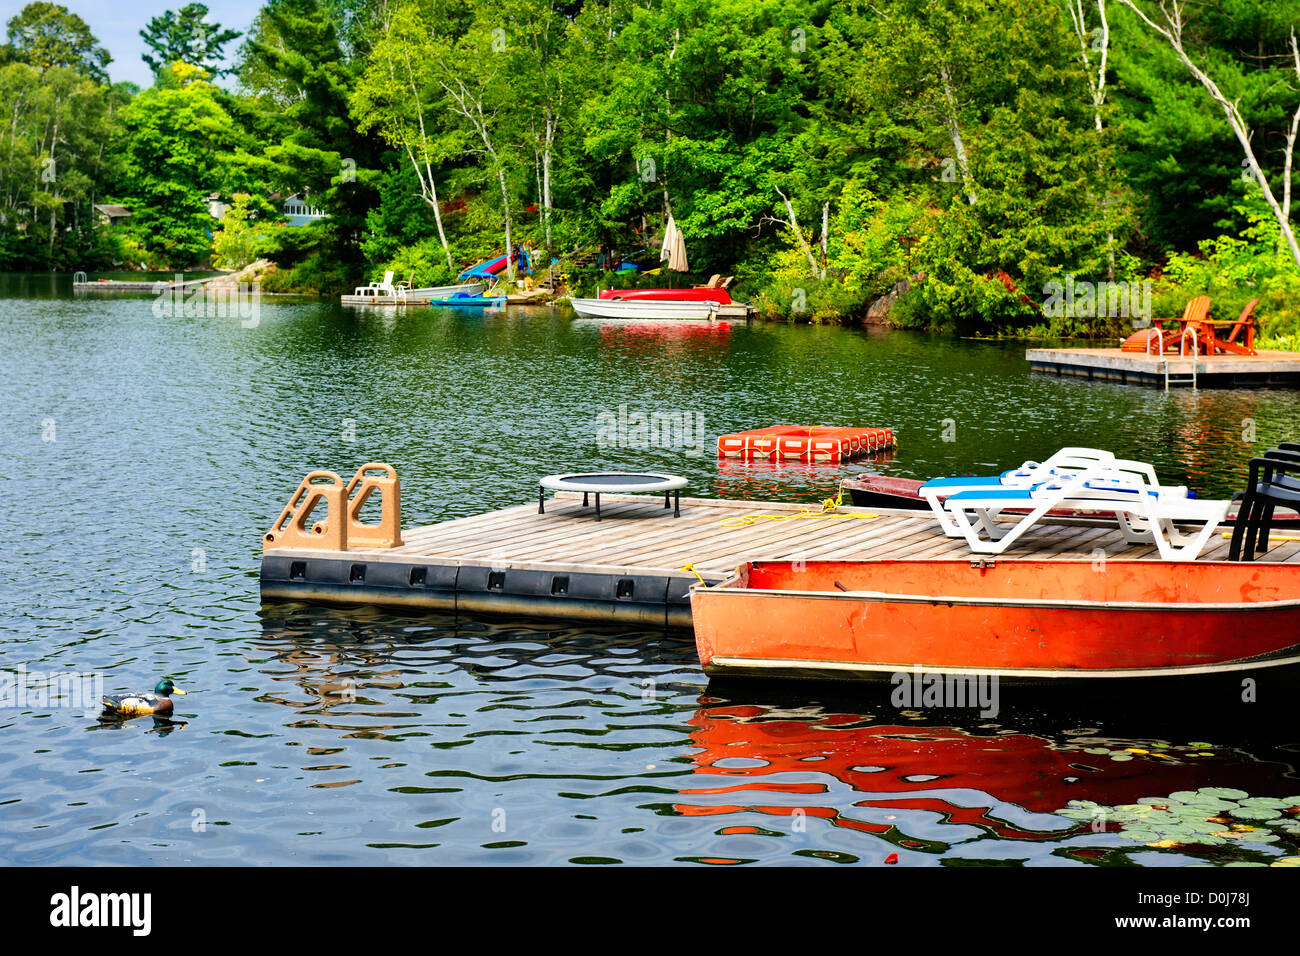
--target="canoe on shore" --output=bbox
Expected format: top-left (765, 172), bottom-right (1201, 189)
top-left (841, 474), bottom-right (1300, 527)
top-left (690, 559), bottom-right (1300, 681)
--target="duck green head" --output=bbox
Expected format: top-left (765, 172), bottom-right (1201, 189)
top-left (154, 679), bottom-right (186, 697)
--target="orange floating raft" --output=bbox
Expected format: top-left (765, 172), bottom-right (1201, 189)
top-left (717, 425), bottom-right (895, 462)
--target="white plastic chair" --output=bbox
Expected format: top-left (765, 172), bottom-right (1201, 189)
top-left (921, 449), bottom-right (1190, 540)
top-left (940, 467), bottom-right (1228, 560)
top-left (355, 270), bottom-right (397, 298)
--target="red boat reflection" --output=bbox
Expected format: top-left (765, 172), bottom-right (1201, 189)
top-left (675, 703), bottom-right (1285, 841)
top-left (594, 321), bottom-right (731, 351)
top-left (713, 458), bottom-right (894, 503)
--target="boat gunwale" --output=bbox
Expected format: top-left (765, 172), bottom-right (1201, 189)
top-left (703, 651), bottom-right (1300, 680)
top-left (697, 558), bottom-right (1300, 613)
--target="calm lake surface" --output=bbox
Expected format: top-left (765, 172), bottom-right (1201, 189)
top-left (3, 272), bottom-right (1300, 866)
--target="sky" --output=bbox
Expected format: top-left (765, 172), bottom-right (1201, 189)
top-left (0, 1), bottom-right (265, 88)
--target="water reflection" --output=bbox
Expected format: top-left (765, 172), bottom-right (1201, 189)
top-left (671, 691), bottom-right (1300, 864)
top-left (7, 277), bottom-right (1300, 865)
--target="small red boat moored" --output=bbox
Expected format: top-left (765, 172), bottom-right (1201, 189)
top-left (690, 559), bottom-right (1300, 680)
top-left (597, 287), bottom-right (733, 304)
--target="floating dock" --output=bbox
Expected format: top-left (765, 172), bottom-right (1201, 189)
top-left (73, 275), bottom-right (226, 292)
top-left (1027, 347), bottom-right (1300, 388)
top-left (259, 491), bottom-right (1300, 628)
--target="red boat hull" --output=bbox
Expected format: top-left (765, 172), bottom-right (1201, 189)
top-left (691, 559), bottom-right (1300, 679)
top-left (598, 288), bottom-right (733, 305)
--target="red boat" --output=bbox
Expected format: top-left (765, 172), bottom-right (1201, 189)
top-left (597, 287), bottom-right (733, 304)
top-left (690, 558), bottom-right (1300, 680)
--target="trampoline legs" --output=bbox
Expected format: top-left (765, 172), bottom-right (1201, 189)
top-left (583, 492), bottom-right (589, 507)
top-left (674, 490), bottom-right (680, 517)
top-left (538, 486), bottom-right (545, 514)
top-left (595, 493), bottom-right (601, 521)
top-left (664, 491), bottom-right (670, 509)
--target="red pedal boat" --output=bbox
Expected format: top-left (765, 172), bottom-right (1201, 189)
top-left (690, 559), bottom-right (1300, 680)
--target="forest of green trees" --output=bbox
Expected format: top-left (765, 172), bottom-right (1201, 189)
top-left (3, 0), bottom-right (1300, 340)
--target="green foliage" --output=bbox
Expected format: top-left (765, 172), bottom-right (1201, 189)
top-left (117, 64), bottom-right (246, 267)
top-left (4, 0), bottom-right (1300, 338)
top-left (1152, 199), bottom-right (1300, 345)
top-left (212, 193), bottom-right (283, 269)
top-left (0, 58), bottom-right (128, 269)
top-left (5, 2), bottom-right (111, 81)
top-left (238, 0), bottom-right (383, 279)
top-left (140, 3), bottom-right (243, 78)
top-left (378, 236), bottom-right (459, 288)
top-left (361, 165), bottom-right (441, 264)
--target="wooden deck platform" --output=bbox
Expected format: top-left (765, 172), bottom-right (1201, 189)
top-left (259, 492), bottom-right (1300, 628)
top-left (1026, 347), bottom-right (1300, 388)
top-left (73, 276), bottom-right (224, 292)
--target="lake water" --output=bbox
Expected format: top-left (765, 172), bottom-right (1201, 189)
top-left (3, 273), bottom-right (1299, 866)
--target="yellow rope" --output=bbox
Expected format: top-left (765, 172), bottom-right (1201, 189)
top-left (1219, 532), bottom-right (1300, 541)
top-left (680, 563), bottom-right (706, 585)
top-left (720, 479), bottom-right (878, 528)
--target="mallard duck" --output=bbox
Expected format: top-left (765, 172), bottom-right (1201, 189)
top-left (101, 679), bottom-right (187, 719)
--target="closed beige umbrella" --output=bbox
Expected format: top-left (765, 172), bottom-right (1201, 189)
top-left (659, 214), bottom-right (689, 273)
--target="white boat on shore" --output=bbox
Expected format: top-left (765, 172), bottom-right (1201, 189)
top-left (569, 289), bottom-right (751, 321)
top-left (569, 297), bottom-right (723, 320)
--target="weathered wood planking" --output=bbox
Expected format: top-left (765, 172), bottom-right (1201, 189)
top-left (260, 492), bottom-right (1300, 627)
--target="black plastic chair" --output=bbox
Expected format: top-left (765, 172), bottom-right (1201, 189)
top-left (1229, 448), bottom-right (1300, 560)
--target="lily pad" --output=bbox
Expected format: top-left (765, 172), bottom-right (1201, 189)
top-left (1200, 787), bottom-right (1249, 800)
top-left (1229, 807), bottom-right (1281, 821)
top-left (1238, 797), bottom-right (1292, 810)
top-left (1119, 829), bottom-right (1159, 842)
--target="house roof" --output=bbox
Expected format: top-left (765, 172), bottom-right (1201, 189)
top-left (94, 204), bottom-right (131, 217)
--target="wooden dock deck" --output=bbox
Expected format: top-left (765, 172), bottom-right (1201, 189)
top-left (259, 492), bottom-right (1300, 628)
top-left (1027, 347), bottom-right (1300, 388)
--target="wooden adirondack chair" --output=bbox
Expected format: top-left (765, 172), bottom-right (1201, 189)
top-left (1122, 296), bottom-right (1211, 354)
top-left (1204, 298), bottom-right (1259, 356)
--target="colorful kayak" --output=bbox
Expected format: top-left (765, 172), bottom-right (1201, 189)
top-left (426, 295), bottom-right (507, 307)
top-left (690, 558), bottom-right (1300, 680)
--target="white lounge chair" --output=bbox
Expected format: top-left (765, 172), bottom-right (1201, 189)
top-left (355, 270), bottom-right (400, 298)
top-left (940, 468), bottom-right (1229, 560)
top-left (921, 448), bottom-right (1187, 541)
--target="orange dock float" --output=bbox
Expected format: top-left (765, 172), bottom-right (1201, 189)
top-left (717, 425), bottom-right (895, 462)
top-left (690, 558), bottom-right (1300, 681)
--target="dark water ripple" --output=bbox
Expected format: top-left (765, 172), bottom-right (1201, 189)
top-left (3, 276), bottom-right (1300, 865)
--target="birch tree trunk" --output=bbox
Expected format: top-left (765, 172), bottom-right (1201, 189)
top-left (1118, 1), bottom-right (1300, 271)
top-left (395, 41), bottom-right (452, 270)
top-left (543, 105), bottom-right (554, 250)
top-left (776, 185), bottom-right (822, 279)
top-left (939, 65), bottom-right (978, 205)
top-left (1067, 0), bottom-right (1114, 278)
top-left (821, 202), bottom-right (829, 275)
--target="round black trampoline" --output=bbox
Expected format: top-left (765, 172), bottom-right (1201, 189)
top-left (538, 472), bottom-right (688, 520)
